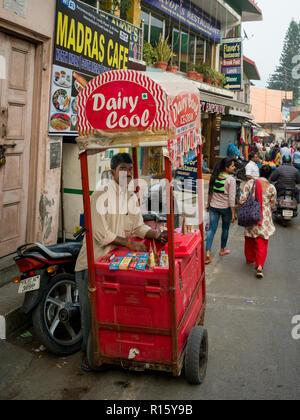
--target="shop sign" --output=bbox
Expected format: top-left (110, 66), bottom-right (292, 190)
top-left (174, 157), bottom-right (198, 195)
top-left (49, 0), bottom-right (129, 136)
top-left (221, 38), bottom-right (243, 91)
top-left (201, 101), bottom-right (226, 114)
top-left (171, 93), bottom-right (200, 128)
top-left (85, 80), bottom-right (157, 131)
top-left (143, 0), bottom-right (221, 42)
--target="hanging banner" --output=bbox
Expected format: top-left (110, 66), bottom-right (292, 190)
top-left (143, 0), bottom-right (221, 42)
top-left (49, 0), bottom-right (130, 136)
top-left (221, 38), bottom-right (243, 91)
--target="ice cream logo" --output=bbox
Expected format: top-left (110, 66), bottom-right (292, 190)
top-left (85, 81), bottom-right (157, 131)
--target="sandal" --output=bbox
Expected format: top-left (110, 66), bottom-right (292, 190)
top-left (205, 258), bottom-right (213, 265)
top-left (256, 269), bottom-right (264, 279)
top-left (219, 250), bottom-right (231, 256)
top-left (81, 356), bottom-right (92, 372)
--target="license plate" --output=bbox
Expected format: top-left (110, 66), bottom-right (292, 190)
top-left (283, 210), bottom-right (293, 218)
top-left (18, 276), bottom-right (40, 294)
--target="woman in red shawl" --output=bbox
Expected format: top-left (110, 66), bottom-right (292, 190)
top-left (239, 165), bottom-right (277, 278)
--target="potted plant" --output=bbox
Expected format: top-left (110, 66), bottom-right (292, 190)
top-left (154, 35), bottom-right (176, 71)
top-left (195, 63), bottom-right (206, 82)
top-left (187, 63), bottom-right (198, 80)
top-left (203, 66), bottom-right (215, 85)
top-left (167, 56), bottom-right (178, 74)
top-left (215, 71), bottom-right (226, 87)
top-left (143, 40), bottom-right (157, 67)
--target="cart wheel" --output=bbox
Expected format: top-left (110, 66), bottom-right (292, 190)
top-left (185, 326), bottom-right (208, 385)
top-left (87, 332), bottom-right (108, 372)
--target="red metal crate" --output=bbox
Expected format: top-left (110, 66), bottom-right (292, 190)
top-left (94, 232), bottom-right (204, 365)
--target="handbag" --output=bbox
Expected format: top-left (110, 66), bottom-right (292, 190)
top-left (237, 180), bottom-right (262, 227)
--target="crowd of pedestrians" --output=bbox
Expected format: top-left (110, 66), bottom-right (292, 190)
top-left (204, 139), bottom-right (300, 279)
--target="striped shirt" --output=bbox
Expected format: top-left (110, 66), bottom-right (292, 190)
top-left (210, 175), bottom-right (236, 209)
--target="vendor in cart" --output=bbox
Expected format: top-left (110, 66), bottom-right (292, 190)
top-left (75, 152), bottom-right (168, 371)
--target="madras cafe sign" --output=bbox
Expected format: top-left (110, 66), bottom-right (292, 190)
top-left (55, 0), bottom-right (130, 72)
top-left (49, 0), bottom-right (130, 136)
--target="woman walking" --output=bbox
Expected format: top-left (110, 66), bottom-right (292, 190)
top-left (205, 158), bottom-right (236, 265)
top-left (239, 165), bottom-right (277, 278)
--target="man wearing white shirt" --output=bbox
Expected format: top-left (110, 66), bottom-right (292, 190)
top-left (280, 143), bottom-right (292, 164)
top-left (245, 152), bottom-right (260, 180)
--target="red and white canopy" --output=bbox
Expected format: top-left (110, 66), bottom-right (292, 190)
top-left (76, 69), bottom-right (201, 166)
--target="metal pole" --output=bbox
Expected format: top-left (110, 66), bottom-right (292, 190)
top-left (132, 147), bottom-right (140, 196)
top-left (165, 156), bottom-right (178, 375)
top-left (79, 152), bottom-right (101, 366)
top-left (197, 146), bottom-right (206, 302)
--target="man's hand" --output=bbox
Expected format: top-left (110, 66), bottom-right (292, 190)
top-left (155, 231), bottom-right (168, 244)
top-left (128, 241), bottom-right (148, 252)
top-left (145, 229), bottom-right (168, 244)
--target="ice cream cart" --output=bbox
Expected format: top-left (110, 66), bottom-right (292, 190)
top-left (76, 69), bottom-right (208, 384)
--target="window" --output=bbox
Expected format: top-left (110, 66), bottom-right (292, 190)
top-left (205, 40), bottom-right (213, 66)
top-left (188, 34), bottom-right (196, 67)
top-left (180, 31), bottom-right (189, 72)
top-left (195, 38), bottom-right (205, 65)
top-left (141, 10), bottom-right (150, 42)
top-left (150, 15), bottom-right (164, 46)
top-left (172, 28), bottom-right (180, 66)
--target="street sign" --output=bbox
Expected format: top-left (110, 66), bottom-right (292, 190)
top-left (221, 38), bottom-right (243, 91)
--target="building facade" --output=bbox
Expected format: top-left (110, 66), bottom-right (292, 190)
top-left (0, 0), bottom-right (60, 257)
top-left (251, 87), bottom-right (294, 143)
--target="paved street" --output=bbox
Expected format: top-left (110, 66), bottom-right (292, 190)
top-left (1, 213), bottom-right (300, 401)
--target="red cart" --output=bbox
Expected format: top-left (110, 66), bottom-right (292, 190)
top-left (76, 70), bottom-right (208, 384)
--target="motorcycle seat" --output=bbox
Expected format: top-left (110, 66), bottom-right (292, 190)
top-left (47, 242), bottom-right (82, 259)
top-left (20, 242), bottom-right (82, 260)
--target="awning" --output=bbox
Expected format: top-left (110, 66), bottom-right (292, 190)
top-left (225, 0), bottom-right (263, 21)
top-left (254, 129), bottom-right (270, 137)
top-left (243, 56), bottom-right (261, 81)
top-left (76, 70), bottom-right (201, 170)
top-left (192, 0), bottom-right (241, 28)
top-left (229, 109), bottom-right (254, 119)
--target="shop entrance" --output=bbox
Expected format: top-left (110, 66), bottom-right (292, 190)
top-left (0, 32), bottom-right (35, 257)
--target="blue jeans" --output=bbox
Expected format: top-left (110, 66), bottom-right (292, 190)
top-left (206, 207), bottom-right (232, 252)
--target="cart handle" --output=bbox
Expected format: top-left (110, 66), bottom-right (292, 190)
top-left (102, 282), bottom-right (120, 292)
top-left (145, 286), bottom-right (162, 295)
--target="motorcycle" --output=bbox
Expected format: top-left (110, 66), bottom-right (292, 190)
top-left (13, 235), bottom-right (83, 356)
top-left (273, 188), bottom-right (298, 226)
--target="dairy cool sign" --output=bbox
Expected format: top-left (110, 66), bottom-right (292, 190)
top-left (171, 93), bottom-right (200, 128)
top-left (85, 81), bottom-right (157, 131)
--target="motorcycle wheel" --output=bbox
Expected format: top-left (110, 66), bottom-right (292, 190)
top-left (32, 273), bottom-right (82, 356)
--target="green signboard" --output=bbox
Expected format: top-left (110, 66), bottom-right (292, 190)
top-left (221, 38), bottom-right (243, 91)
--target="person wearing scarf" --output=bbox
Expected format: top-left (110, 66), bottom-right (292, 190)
top-left (239, 165), bottom-right (277, 278)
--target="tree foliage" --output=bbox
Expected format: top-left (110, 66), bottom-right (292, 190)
top-left (267, 20), bottom-right (300, 104)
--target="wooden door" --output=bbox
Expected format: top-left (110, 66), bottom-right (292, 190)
top-left (0, 32), bottom-right (35, 257)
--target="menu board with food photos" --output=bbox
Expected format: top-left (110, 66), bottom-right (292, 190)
top-left (49, 66), bottom-right (94, 134)
top-left (49, 0), bottom-right (130, 136)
